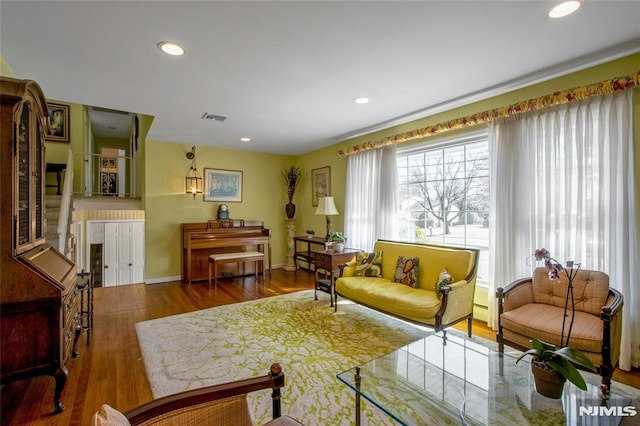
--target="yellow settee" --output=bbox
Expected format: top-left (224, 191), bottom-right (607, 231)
top-left (335, 240), bottom-right (480, 336)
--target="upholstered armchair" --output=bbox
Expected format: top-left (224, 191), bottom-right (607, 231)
top-left (496, 267), bottom-right (623, 397)
top-left (92, 363), bottom-right (303, 426)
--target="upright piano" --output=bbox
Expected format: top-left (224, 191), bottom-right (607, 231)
top-left (181, 220), bottom-right (271, 284)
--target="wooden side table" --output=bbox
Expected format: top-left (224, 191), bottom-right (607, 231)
top-left (293, 236), bottom-right (328, 271)
top-left (314, 248), bottom-right (359, 306)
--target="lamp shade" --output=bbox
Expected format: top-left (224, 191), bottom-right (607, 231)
top-left (315, 196), bottom-right (339, 216)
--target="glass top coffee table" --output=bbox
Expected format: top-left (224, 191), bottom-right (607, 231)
top-left (337, 332), bottom-right (633, 426)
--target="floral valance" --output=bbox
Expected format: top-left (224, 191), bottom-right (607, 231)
top-left (337, 71), bottom-right (640, 157)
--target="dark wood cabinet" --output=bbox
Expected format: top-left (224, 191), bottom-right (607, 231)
top-left (1, 77), bottom-right (80, 413)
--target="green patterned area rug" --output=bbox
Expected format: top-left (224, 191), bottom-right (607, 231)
top-left (136, 290), bottom-right (431, 425)
top-left (136, 291), bottom-right (639, 425)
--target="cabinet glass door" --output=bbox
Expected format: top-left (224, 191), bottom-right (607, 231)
top-left (16, 101), bottom-right (31, 250)
top-left (34, 116), bottom-right (44, 242)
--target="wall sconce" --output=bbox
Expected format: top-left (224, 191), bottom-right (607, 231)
top-left (185, 146), bottom-right (203, 198)
top-left (315, 196), bottom-right (339, 240)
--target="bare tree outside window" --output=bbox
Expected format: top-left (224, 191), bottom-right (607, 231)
top-left (397, 137), bottom-right (489, 284)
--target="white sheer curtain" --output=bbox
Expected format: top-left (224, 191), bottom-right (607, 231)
top-left (344, 145), bottom-right (398, 252)
top-left (488, 89), bottom-right (638, 370)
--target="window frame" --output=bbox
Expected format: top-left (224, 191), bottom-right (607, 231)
top-left (396, 130), bottom-right (489, 288)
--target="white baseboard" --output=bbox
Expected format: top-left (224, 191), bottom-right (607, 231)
top-left (144, 264), bottom-right (287, 285)
top-left (145, 275), bottom-right (181, 284)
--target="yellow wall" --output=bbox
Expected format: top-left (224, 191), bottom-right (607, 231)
top-left (295, 54), bottom-right (640, 236)
top-left (96, 137), bottom-right (130, 153)
top-left (144, 140), bottom-right (295, 280)
top-left (136, 114), bottom-right (152, 207)
top-left (288, 149), bottom-right (349, 239)
top-left (1, 57), bottom-right (16, 77)
top-left (44, 101), bottom-right (84, 165)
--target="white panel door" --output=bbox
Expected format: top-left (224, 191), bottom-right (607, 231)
top-left (102, 221), bottom-right (145, 286)
top-left (116, 222), bottom-right (133, 285)
top-left (131, 221), bottom-right (145, 283)
top-left (103, 222), bottom-right (119, 286)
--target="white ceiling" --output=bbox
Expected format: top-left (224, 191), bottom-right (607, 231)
top-left (1, 1), bottom-right (639, 155)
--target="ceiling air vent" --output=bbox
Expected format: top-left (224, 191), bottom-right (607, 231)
top-left (201, 112), bottom-right (227, 122)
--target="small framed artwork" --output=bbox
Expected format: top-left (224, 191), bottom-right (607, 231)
top-left (204, 168), bottom-right (243, 202)
top-left (46, 103), bottom-right (70, 143)
top-left (101, 157), bottom-right (117, 169)
top-left (311, 166), bottom-right (331, 207)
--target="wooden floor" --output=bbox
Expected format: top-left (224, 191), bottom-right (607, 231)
top-left (2, 269), bottom-right (638, 425)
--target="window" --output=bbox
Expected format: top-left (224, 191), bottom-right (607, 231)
top-left (396, 133), bottom-right (489, 286)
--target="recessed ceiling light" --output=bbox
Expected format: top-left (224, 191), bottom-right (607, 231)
top-left (548, 0), bottom-right (582, 18)
top-left (158, 41), bottom-right (184, 56)
top-left (354, 97), bottom-right (370, 104)
top-left (240, 137), bottom-right (251, 142)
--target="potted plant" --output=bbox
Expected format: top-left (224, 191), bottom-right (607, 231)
top-left (328, 232), bottom-right (346, 252)
top-left (281, 164), bottom-right (304, 219)
top-left (306, 229), bottom-right (315, 238)
top-left (515, 248), bottom-right (597, 399)
top-left (516, 338), bottom-right (596, 399)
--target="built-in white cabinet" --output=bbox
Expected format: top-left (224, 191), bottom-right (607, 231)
top-left (87, 220), bottom-right (144, 286)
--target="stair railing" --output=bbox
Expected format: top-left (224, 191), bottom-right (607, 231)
top-left (57, 149), bottom-right (74, 258)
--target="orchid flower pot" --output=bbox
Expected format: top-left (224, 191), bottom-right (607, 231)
top-left (531, 360), bottom-right (566, 399)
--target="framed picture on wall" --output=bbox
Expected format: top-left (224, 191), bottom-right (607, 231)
top-left (311, 166), bottom-right (331, 207)
top-left (46, 103), bottom-right (70, 143)
top-left (204, 168), bottom-right (243, 202)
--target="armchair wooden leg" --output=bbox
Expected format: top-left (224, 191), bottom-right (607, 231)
top-left (600, 307), bottom-right (615, 400)
top-left (269, 363), bottom-right (284, 419)
top-left (496, 287), bottom-right (505, 353)
top-left (600, 366), bottom-right (613, 400)
top-left (467, 316), bottom-right (472, 338)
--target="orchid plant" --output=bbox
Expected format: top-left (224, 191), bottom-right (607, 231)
top-left (533, 248), bottom-right (580, 347)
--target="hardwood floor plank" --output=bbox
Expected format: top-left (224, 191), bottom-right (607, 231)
top-left (1, 269), bottom-right (637, 425)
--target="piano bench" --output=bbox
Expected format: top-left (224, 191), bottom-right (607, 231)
top-left (208, 251), bottom-right (265, 289)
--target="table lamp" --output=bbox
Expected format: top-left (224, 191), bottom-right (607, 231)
top-left (315, 196), bottom-right (339, 240)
